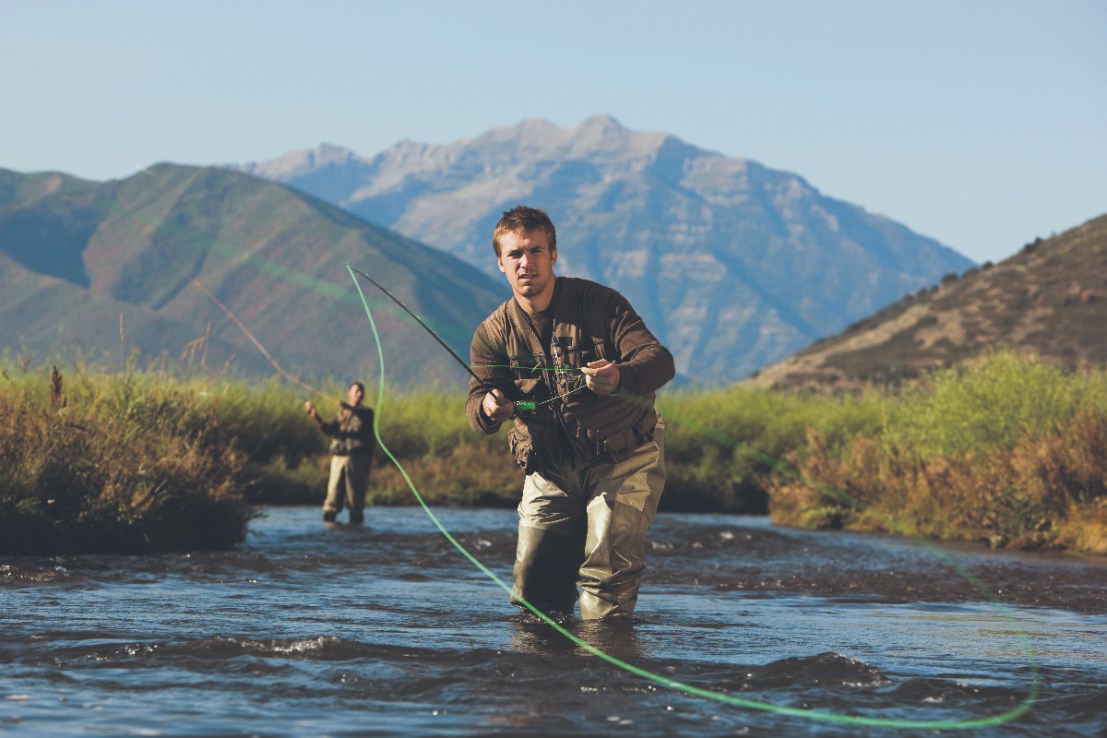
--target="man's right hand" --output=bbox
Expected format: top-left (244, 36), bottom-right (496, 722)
top-left (481, 388), bottom-right (515, 423)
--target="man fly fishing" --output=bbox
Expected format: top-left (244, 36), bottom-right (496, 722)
top-left (466, 206), bottom-right (675, 621)
top-left (306, 381), bottom-right (375, 525)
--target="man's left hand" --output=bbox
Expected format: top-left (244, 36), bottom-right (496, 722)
top-left (582, 359), bottom-right (620, 396)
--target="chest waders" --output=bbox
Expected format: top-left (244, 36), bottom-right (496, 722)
top-left (512, 418), bottom-right (667, 619)
top-left (502, 286), bottom-right (668, 620)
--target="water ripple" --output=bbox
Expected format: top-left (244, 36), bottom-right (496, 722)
top-left (2, 507), bottom-right (1104, 737)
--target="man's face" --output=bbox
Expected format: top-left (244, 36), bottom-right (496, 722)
top-left (347, 383), bottom-right (364, 407)
top-left (497, 229), bottom-right (557, 302)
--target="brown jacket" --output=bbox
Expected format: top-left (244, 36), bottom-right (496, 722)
top-left (466, 277), bottom-right (674, 471)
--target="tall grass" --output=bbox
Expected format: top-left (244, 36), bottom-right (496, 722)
top-left (5, 350), bottom-right (1104, 556)
top-left (658, 386), bottom-right (884, 512)
top-left (364, 390), bottom-right (521, 507)
top-left (0, 364), bottom-right (254, 554)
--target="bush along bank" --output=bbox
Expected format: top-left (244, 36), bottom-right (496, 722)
top-left (0, 366), bottom-right (255, 554)
top-left (766, 351), bottom-right (1107, 555)
top-left (1, 361), bottom-right (883, 552)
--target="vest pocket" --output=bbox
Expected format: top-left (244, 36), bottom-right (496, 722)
top-left (508, 424), bottom-right (538, 474)
top-left (598, 409), bottom-right (658, 463)
top-left (591, 337), bottom-right (613, 362)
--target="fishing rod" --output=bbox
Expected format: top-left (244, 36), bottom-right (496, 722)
top-left (347, 265), bottom-right (536, 413)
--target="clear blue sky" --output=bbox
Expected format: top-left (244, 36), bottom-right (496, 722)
top-left (3, 0), bottom-right (1104, 264)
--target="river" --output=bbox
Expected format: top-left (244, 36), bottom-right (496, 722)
top-left (2, 506), bottom-right (1105, 737)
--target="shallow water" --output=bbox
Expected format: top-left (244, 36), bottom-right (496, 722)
top-left (2, 507), bottom-right (1105, 737)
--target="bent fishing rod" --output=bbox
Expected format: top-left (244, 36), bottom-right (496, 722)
top-left (347, 265), bottom-right (537, 413)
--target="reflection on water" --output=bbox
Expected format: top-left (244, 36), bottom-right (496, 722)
top-left (1, 507), bottom-right (1105, 737)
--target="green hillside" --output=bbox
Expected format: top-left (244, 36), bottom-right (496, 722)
top-left (0, 165), bottom-right (506, 391)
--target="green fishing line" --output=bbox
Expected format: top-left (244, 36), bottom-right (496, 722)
top-left (348, 264), bottom-right (1040, 730)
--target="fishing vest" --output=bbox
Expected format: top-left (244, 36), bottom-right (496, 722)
top-left (487, 278), bottom-right (660, 471)
top-left (325, 405), bottom-right (375, 457)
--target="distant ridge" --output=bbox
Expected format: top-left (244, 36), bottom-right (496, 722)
top-left (0, 165), bottom-right (505, 385)
top-left (233, 115), bottom-right (975, 383)
top-left (744, 213), bottom-right (1107, 391)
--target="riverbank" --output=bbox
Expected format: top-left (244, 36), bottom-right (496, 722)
top-left (2, 350), bottom-right (1104, 555)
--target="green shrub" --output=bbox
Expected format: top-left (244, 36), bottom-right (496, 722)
top-left (885, 349), bottom-right (1107, 457)
top-left (766, 351), bottom-right (1107, 555)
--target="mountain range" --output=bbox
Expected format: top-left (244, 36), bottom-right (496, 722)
top-left (233, 115), bottom-right (974, 382)
top-left (12, 116), bottom-right (1049, 391)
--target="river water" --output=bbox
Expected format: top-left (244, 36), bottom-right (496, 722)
top-left (2, 506), bottom-right (1105, 737)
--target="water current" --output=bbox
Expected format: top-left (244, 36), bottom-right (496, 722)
top-left (2, 507), bottom-right (1105, 737)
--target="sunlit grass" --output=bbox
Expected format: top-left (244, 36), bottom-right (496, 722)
top-left (767, 350), bottom-right (1107, 554)
top-left (0, 362), bottom-right (255, 554)
top-left (4, 349), bottom-right (1104, 555)
top-left (884, 349), bottom-right (1107, 457)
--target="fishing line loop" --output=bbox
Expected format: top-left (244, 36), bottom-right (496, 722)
top-left (348, 263), bottom-right (1039, 731)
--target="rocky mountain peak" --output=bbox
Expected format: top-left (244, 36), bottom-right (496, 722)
top-left (230, 117), bottom-right (975, 382)
top-left (233, 143), bottom-right (362, 180)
